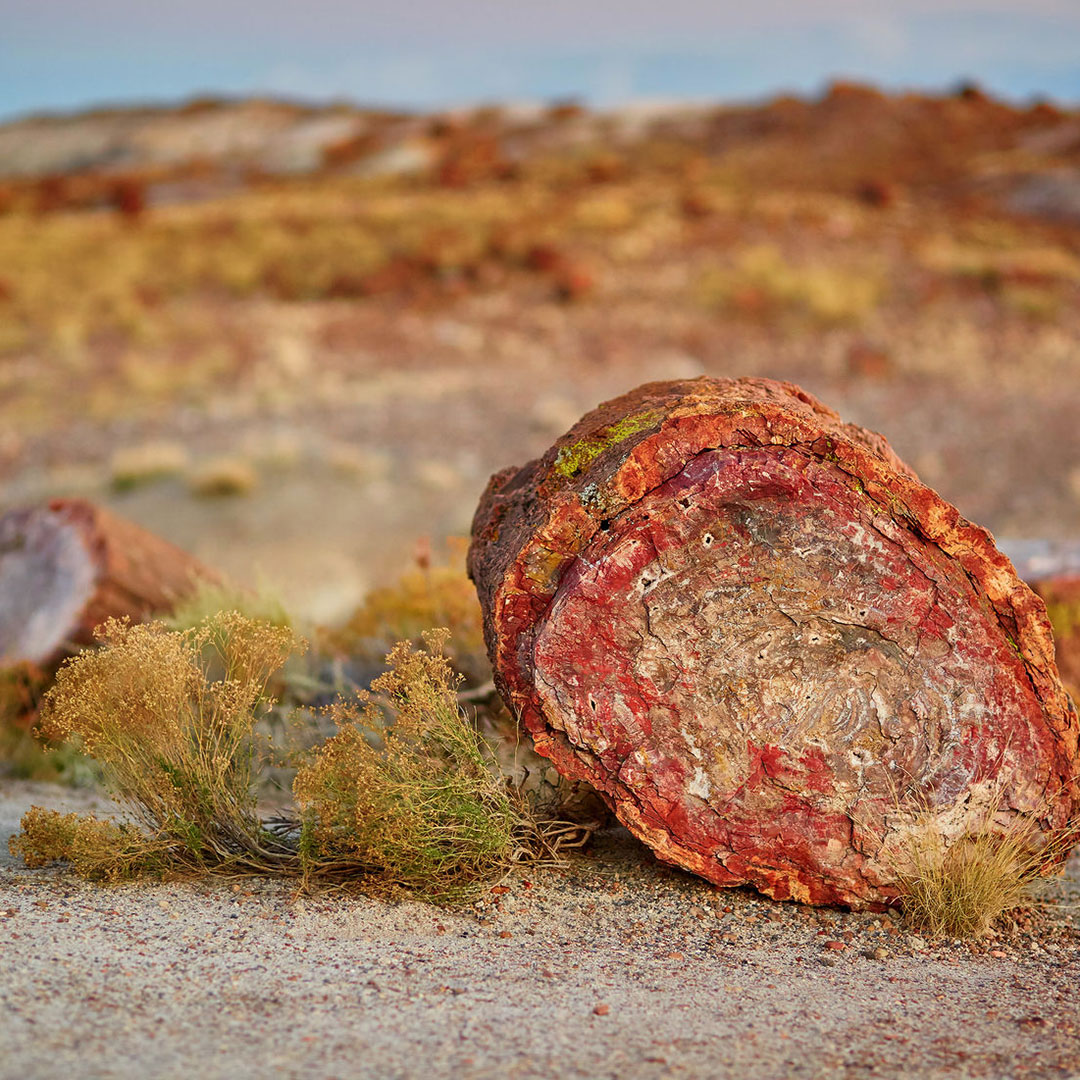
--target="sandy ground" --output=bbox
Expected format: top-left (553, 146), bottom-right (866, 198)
top-left (1, 779), bottom-right (1078, 1080)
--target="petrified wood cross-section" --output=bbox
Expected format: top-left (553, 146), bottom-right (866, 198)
top-left (468, 377), bottom-right (1080, 906)
top-left (0, 498), bottom-right (215, 667)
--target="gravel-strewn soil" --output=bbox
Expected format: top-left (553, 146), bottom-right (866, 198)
top-left (2, 780), bottom-right (1078, 1080)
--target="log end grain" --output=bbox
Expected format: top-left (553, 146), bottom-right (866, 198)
top-left (469, 377), bottom-right (1080, 907)
top-left (0, 498), bottom-right (216, 667)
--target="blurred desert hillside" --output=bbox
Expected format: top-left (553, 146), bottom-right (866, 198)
top-left (1, 83), bottom-right (1079, 621)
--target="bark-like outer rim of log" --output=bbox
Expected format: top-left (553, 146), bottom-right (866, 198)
top-left (469, 376), bottom-right (1080, 900)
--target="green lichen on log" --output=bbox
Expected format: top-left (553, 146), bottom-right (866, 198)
top-left (553, 409), bottom-right (661, 479)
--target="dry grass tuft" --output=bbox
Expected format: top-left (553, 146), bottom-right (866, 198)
top-left (898, 829), bottom-right (1043, 938)
top-left (892, 793), bottom-right (1077, 939)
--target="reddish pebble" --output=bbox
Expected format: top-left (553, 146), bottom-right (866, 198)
top-left (826, 940), bottom-right (847, 951)
top-left (593, 1003), bottom-right (610, 1016)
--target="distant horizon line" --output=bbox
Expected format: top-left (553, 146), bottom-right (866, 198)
top-left (3, 75), bottom-right (1077, 127)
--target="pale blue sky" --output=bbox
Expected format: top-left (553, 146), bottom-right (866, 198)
top-left (2, 0), bottom-right (1078, 120)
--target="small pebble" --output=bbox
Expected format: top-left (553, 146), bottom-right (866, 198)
top-left (594, 1003), bottom-right (610, 1016)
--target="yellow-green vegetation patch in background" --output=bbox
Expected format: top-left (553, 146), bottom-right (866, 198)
top-left (163, 580), bottom-right (294, 635)
top-left (324, 443), bottom-right (392, 482)
top-left (186, 457), bottom-right (259, 497)
top-left (1033, 580), bottom-right (1080, 702)
top-left (1000, 283), bottom-right (1064, 321)
top-left (109, 441), bottom-right (190, 491)
top-left (325, 538), bottom-right (489, 686)
top-left (918, 237), bottom-right (1080, 286)
top-left (697, 244), bottom-right (885, 327)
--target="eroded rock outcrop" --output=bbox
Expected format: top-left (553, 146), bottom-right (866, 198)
top-left (469, 377), bottom-right (1080, 907)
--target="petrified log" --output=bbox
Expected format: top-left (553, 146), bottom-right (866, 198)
top-left (469, 377), bottom-right (1080, 907)
top-left (0, 498), bottom-right (216, 667)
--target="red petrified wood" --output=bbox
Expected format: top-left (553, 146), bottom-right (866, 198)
top-left (468, 377), bottom-right (1080, 907)
top-left (0, 498), bottom-right (216, 667)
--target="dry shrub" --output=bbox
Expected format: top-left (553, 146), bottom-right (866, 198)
top-left (326, 539), bottom-right (489, 686)
top-left (11, 617), bottom-right (565, 900)
top-left (22, 614), bottom-right (302, 877)
top-left (11, 807), bottom-right (171, 882)
top-left (892, 791), bottom-right (1076, 938)
top-left (294, 630), bottom-right (519, 901)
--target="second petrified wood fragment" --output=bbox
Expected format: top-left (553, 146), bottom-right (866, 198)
top-left (0, 498), bottom-right (216, 667)
top-left (469, 377), bottom-right (1080, 907)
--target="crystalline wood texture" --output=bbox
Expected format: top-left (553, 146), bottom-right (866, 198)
top-left (0, 498), bottom-right (216, 667)
top-left (468, 377), bottom-right (1080, 907)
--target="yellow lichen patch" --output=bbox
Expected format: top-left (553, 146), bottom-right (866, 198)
top-left (553, 409), bottom-right (662, 479)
